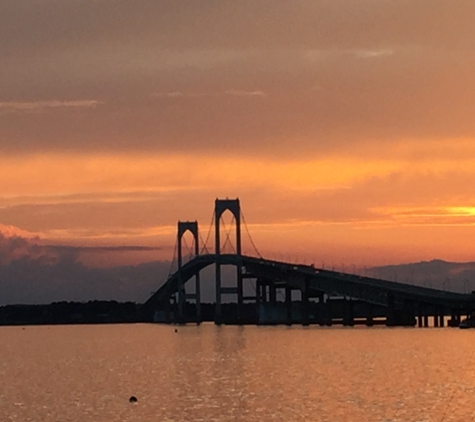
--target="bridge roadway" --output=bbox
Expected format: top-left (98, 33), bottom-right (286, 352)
top-left (143, 254), bottom-right (475, 320)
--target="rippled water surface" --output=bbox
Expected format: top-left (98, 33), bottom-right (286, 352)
top-left (1, 324), bottom-right (475, 421)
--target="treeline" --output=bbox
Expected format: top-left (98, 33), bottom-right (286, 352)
top-left (0, 301), bottom-right (261, 325)
top-left (0, 301), bottom-right (142, 325)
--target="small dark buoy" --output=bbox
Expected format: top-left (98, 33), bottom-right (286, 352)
top-left (129, 396), bottom-right (138, 403)
top-left (174, 328), bottom-right (178, 333)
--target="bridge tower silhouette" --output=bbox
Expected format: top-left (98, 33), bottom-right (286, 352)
top-left (214, 198), bottom-right (243, 324)
top-left (177, 221), bottom-right (201, 324)
top-left (144, 197), bottom-right (475, 327)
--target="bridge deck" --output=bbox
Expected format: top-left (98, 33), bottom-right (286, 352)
top-left (143, 254), bottom-right (475, 312)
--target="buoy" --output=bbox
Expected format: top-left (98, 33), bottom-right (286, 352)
top-left (174, 328), bottom-right (178, 333)
top-left (129, 396), bottom-right (138, 403)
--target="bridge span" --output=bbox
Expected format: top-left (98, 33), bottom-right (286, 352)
top-left (143, 253), bottom-right (475, 327)
top-left (143, 198), bottom-right (475, 327)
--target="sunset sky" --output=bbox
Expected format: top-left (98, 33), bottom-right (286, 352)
top-left (2, 0), bottom-right (475, 297)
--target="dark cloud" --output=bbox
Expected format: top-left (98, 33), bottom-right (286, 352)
top-left (49, 245), bottom-right (161, 253)
top-left (0, 226), bottom-right (162, 263)
top-left (2, 1), bottom-right (475, 56)
top-left (0, 230), bottom-right (60, 265)
top-left (0, 227), bottom-right (222, 306)
top-left (0, 228), bottom-right (173, 304)
top-left (1, 1), bottom-right (475, 156)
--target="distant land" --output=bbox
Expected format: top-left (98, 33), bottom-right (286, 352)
top-left (1, 257), bottom-right (475, 307)
top-left (368, 259), bottom-right (475, 293)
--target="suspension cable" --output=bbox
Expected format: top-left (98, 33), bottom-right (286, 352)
top-left (240, 206), bottom-right (263, 258)
top-left (167, 237), bottom-right (178, 279)
top-left (220, 215), bottom-right (236, 254)
top-left (188, 237), bottom-right (195, 261)
top-left (182, 234), bottom-right (193, 263)
top-left (199, 233), bottom-right (210, 254)
top-left (200, 210), bottom-right (215, 254)
top-left (222, 236), bottom-right (231, 253)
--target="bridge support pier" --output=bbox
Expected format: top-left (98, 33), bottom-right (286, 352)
top-left (301, 278), bottom-right (310, 326)
top-left (325, 298), bottom-right (333, 326)
top-left (269, 283), bottom-right (277, 304)
top-left (417, 304), bottom-right (425, 328)
top-left (417, 314), bottom-right (423, 328)
top-left (386, 295), bottom-right (416, 327)
top-left (177, 275), bottom-right (185, 324)
top-left (366, 303), bottom-right (374, 327)
top-left (285, 285), bottom-right (292, 325)
top-left (259, 280), bottom-right (267, 304)
top-left (257, 278), bottom-right (281, 324)
top-left (162, 298), bottom-right (172, 323)
top-left (423, 315), bottom-right (429, 327)
top-left (386, 294), bottom-right (395, 327)
top-left (255, 278), bottom-right (261, 321)
top-left (317, 293), bottom-right (326, 326)
top-left (177, 221), bottom-right (201, 324)
top-left (449, 313), bottom-right (460, 327)
top-left (169, 295), bottom-right (177, 323)
top-left (214, 199), bottom-right (243, 325)
top-left (343, 298), bottom-right (354, 326)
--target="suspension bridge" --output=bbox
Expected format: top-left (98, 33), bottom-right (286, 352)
top-left (143, 198), bottom-right (475, 327)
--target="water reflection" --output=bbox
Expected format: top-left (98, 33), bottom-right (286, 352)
top-left (1, 324), bottom-right (475, 421)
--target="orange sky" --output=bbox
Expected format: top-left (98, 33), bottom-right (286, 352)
top-left (2, 1), bottom-right (475, 268)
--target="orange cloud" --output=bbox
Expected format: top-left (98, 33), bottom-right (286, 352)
top-left (0, 224), bottom-right (38, 239)
top-left (0, 152), bottom-right (406, 199)
top-left (0, 138), bottom-right (475, 266)
top-left (0, 100), bottom-right (103, 114)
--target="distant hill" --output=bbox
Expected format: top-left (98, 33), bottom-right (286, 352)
top-left (0, 259), bottom-right (172, 305)
top-left (368, 259), bottom-right (475, 293)
top-left (2, 254), bottom-right (475, 306)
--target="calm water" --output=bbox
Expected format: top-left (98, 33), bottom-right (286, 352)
top-left (1, 324), bottom-right (475, 422)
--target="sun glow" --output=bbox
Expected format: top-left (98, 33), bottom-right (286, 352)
top-left (1, 142), bottom-right (475, 265)
top-left (447, 207), bottom-right (475, 216)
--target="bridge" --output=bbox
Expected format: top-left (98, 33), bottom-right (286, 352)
top-left (143, 198), bottom-right (475, 327)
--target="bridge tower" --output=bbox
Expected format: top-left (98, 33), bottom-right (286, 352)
top-left (177, 221), bottom-right (201, 324)
top-left (214, 198), bottom-right (243, 324)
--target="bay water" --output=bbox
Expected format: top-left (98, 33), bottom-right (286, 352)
top-left (1, 324), bottom-right (475, 421)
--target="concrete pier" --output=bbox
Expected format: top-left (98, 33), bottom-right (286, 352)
top-left (285, 285), bottom-right (292, 325)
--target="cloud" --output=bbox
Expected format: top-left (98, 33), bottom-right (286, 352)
top-left (0, 224), bottom-right (37, 239)
top-left (224, 90), bottom-right (266, 97)
top-left (0, 224), bottom-right (217, 305)
top-left (50, 245), bottom-right (162, 253)
top-left (155, 91), bottom-right (185, 98)
top-left (2, 1), bottom-right (475, 156)
top-left (0, 224), bottom-right (163, 266)
top-left (152, 90), bottom-right (266, 99)
top-left (0, 225), bottom-right (58, 265)
top-left (0, 100), bottom-right (103, 114)
top-left (2, 0), bottom-right (475, 271)
top-left (352, 49), bottom-right (395, 58)
top-left (152, 91), bottom-right (214, 98)
top-left (0, 225), bottom-right (200, 305)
